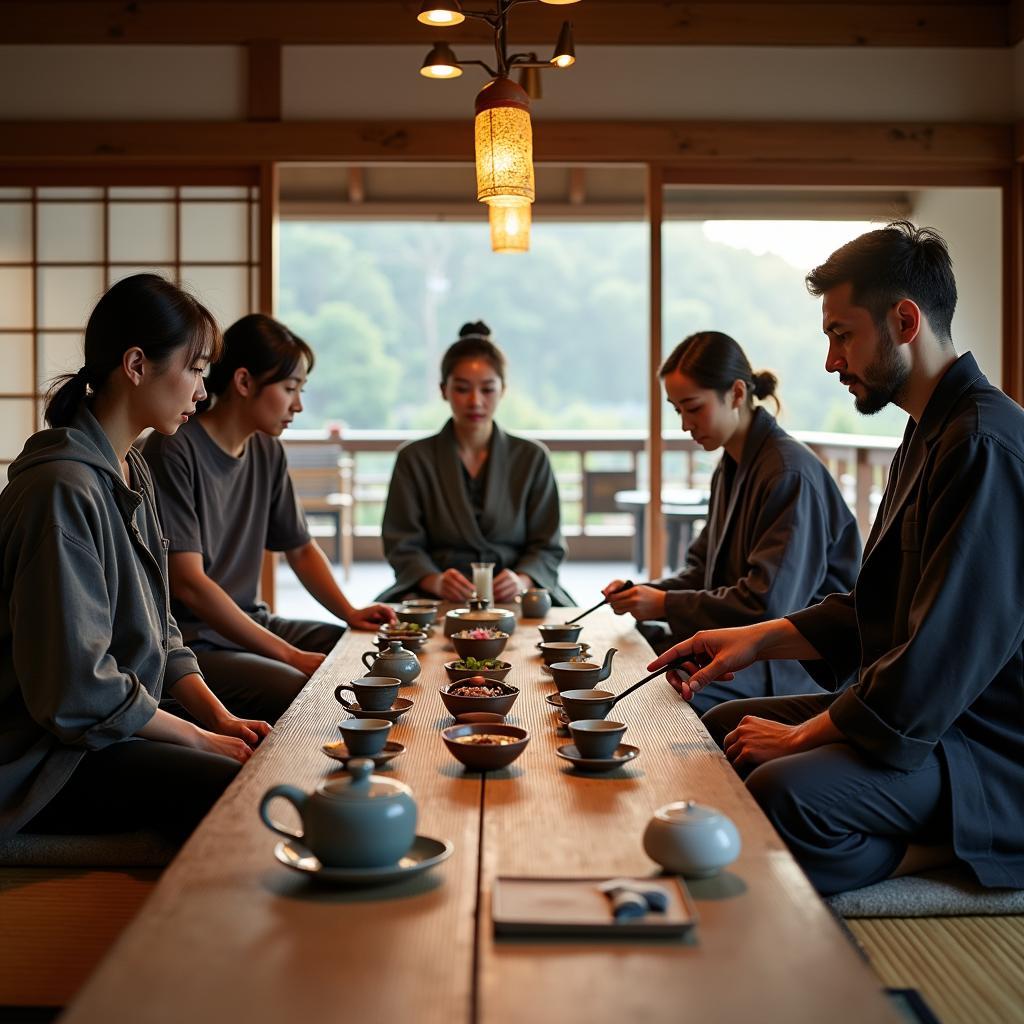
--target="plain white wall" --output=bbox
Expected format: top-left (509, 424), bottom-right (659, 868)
top-left (911, 188), bottom-right (1003, 383)
top-left (283, 44), bottom-right (1015, 122)
top-left (0, 44), bottom-right (1016, 122)
top-left (0, 46), bottom-right (244, 119)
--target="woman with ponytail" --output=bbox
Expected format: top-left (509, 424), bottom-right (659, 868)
top-left (603, 331), bottom-right (862, 713)
top-left (143, 314), bottom-right (394, 724)
top-left (0, 274), bottom-right (269, 845)
top-left (378, 321), bottom-right (572, 605)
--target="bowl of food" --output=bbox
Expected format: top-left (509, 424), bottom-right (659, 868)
top-left (451, 628), bottom-right (509, 660)
top-left (380, 621), bottom-right (431, 644)
top-left (441, 723), bottom-right (529, 770)
top-left (537, 623), bottom-right (583, 644)
top-left (396, 605), bottom-right (437, 627)
top-left (439, 678), bottom-right (519, 717)
top-left (444, 657), bottom-right (512, 683)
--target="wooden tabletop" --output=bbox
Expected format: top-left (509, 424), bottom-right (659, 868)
top-left (61, 608), bottom-right (898, 1024)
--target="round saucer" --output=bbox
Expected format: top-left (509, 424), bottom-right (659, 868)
top-left (322, 739), bottom-right (405, 767)
top-left (544, 692), bottom-right (564, 709)
top-left (555, 743), bottom-right (640, 773)
top-left (339, 696), bottom-right (414, 722)
top-left (273, 835), bottom-right (453, 885)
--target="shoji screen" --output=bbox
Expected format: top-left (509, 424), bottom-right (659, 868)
top-left (0, 182), bottom-right (260, 473)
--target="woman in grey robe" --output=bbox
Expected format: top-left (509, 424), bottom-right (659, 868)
top-left (604, 331), bottom-right (862, 713)
top-left (378, 322), bottom-right (572, 606)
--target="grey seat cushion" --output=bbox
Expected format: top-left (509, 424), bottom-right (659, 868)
top-left (0, 830), bottom-right (176, 868)
top-left (826, 867), bottom-right (1024, 918)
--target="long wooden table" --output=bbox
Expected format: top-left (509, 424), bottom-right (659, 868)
top-left (61, 609), bottom-right (898, 1024)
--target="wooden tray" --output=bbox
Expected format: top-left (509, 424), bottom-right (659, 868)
top-left (492, 875), bottom-right (698, 938)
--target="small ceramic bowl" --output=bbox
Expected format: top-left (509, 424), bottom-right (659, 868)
top-left (444, 659), bottom-right (512, 683)
top-left (379, 622), bottom-right (432, 642)
top-left (439, 680), bottom-right (519, 718)
top-left (451, 631), bottom-right (509, 660)
top-left (396, 607), bottom-right (437, 627)
top-left (568, 719), bottom-right (627, 759)
top-left (539, 641), bottom-right (591, 666)
top-left (559, 688), bottom-right (617, 722)
top-left (374, 633), bottom-right (427, 653)
top-left (537, 623), bottom-right (583, 643)
top-left (549, 661), bottom-right (606, 693)
top-left (337, 718), bottom-right (393, 756)
top-left (441, 723), bottom-right (529, 770)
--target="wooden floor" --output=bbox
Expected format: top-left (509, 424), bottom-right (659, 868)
top-left (849, 916), bottom-right (1024, 1024)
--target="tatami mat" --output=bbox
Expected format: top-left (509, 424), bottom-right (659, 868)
top-left (849, 916), bottom-right (1024, 1024)
top-left (0, 868), bottom-right (159, 1007)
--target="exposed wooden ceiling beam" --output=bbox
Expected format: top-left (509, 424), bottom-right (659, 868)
top-left (0, 1), bottom-right (1010, 48)
top-left (0, 119), bottom-right (1011, 175)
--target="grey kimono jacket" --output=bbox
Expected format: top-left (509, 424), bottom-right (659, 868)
top-left (652, 407), bottom-right (862, 703)
top-left (789, 353), bottom-right (1024, 889)
top-left (0, 406), bottom-right (201, 837)
top-left (378, 419), bottom-right (572, 605)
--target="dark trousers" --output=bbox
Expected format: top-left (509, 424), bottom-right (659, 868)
top-left (188, 615), bottom-right (345, 724)
top-left (24, 738), bottom-right (240, 844)
top-left (701, 692), bottom-right (951, 895)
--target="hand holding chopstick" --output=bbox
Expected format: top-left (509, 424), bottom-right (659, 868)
top-left (564, 579), bottom-right (635, 625)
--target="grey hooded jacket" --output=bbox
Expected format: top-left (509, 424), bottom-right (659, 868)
top-left (0, 406), bottom-right (201, 837)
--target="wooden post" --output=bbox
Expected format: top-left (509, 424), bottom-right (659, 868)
top-left (259, 160), bottom-right (280, 609)
top-left (646, 164), bottom-right (664, 577)
top-left (1003, 155), bottom-right (1023, 405)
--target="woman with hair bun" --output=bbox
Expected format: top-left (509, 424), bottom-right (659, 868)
top-left (603, 330), bottom-right (861, 713)
top-left (378, 321), bottom-right (572, 605)
top-left (143, 313), bottom-right (394, 725)
top-left (0, 274), bottom-right (267, 844)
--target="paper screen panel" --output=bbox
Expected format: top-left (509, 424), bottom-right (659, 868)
top-left (0, 267), bottom-right (34, 329)
top-left (37, 266), bottom-right (105, 329)
top-left (109, 203), bottom-right (176, 263)
top-left (0, 203), bottom-right (32, 263)
top-left (180, 202), bottom-right (248, 262)
top-left (37, 203), bottom-right (104, 263)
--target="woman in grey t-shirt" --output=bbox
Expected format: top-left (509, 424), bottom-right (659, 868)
top-left (144, 314), bottom-right (395, 723)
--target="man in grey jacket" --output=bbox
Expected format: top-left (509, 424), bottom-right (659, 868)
top-left (650, 222), bottom-right (1024, 895)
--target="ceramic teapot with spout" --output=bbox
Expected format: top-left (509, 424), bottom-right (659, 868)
top-left (361, 640), bottom-right (420, 685)
top-left (259, 759), bottom-right (417, 868)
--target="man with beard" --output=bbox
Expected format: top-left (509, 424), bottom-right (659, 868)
top-left (649, 221), bottom-right (1024, 896)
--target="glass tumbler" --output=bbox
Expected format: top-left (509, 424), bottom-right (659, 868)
top-left (471, 561), bottom-right (495, 603)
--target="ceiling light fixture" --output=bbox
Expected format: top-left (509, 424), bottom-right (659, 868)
top-left (417, 1), bottom-right (466, 27)
top-left (490, 203), bottom-right (531, 253)
top-left (416, 0), bottom-right (582, 252)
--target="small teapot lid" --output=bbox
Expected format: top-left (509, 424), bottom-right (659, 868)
top-left (319, 759), bottom-right (413, 803)
top-left (376, 640), bottom-right (416, 660)
top-left (654, 800), bottom-right (732, 827)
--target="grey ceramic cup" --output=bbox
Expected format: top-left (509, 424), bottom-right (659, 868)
top-left (338, 718), bottom-right (392, 755)
top-left (569, 719), bottom-right (627, 758)
top-left (334, 676), bottom-right (402, 712)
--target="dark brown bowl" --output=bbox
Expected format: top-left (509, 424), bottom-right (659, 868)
top-left (537, 623), bottom-right (583, 643)
top-left (439, 681), bottom-right (519, 717)
top-left (549, 661), bottom-right (607, 692)
top-left (444, 659), bottom-right (512, 683)
top-left (559, 688), bottom-right (616, 722)
top-left (396, 607), bottom-right (437, 627)
top-left (451, 631), bottom-right (509, 660)
top-left (441, 723), bottom-right (529, 770)
top-left (539, 641), bottom-right (591, 666)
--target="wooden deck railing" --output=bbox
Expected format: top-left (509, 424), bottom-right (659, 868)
top-left (282, 427), bottom-right (901, 561)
